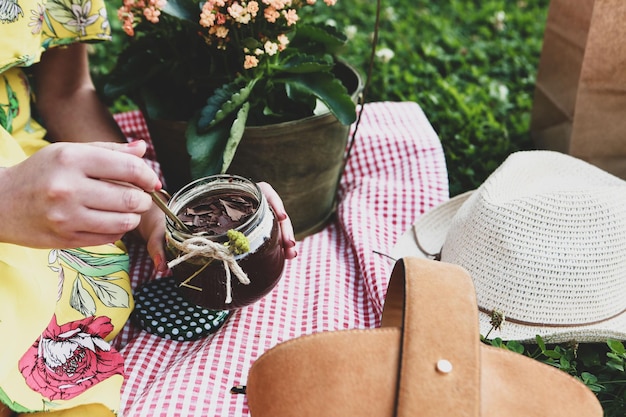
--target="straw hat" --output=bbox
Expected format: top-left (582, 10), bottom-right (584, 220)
top-left (391, 150), bottom-right (626, 343)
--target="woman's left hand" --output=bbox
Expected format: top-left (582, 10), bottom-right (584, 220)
top-left (257, 182), bottom-right (298, 260)
top-left (135, 203), bottom-right (168, 273)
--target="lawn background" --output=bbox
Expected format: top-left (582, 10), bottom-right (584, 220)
top-left (90, 1), bottom-right (626, 414)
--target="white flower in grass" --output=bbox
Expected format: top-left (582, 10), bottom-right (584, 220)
top-left (385, 6), bottom-right (397, 22)
top-left (491, 10), bottom-right (506, 31)
top-left (375, 47), bottom-right (395, 64)
top-left (489, 81), bottom-right (509, 102)
top-left (345, 25), bottom-right (357, 40)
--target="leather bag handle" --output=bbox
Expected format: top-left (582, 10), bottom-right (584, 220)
top-left (382, 258), bottom-right (481, 416)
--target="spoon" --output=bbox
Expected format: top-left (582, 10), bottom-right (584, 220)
top-left (149, 191), bottom-right (192, 233)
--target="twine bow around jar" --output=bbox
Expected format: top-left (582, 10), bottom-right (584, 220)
top-left (167, 235), bottom-right (250, 305)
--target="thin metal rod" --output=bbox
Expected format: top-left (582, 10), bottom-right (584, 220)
top-left (150, 191), bottom-right (191, 233)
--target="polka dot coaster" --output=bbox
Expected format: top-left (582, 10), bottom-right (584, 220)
top-left (133, 276), bottom-right (230, 342)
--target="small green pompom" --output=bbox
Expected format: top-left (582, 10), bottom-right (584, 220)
top-left (226, 229), bottom-right (250, 255)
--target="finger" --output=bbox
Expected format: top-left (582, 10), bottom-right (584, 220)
top-left (146, 232), bottom-right (168, 273)
top-left (49, 209), bottom-right (142, 238)
top-left (257, 182), bottom-right (287, 219)
top-left (134, 205), bottom-right (168, 273)
top-left (80, 180), bottom-right (154, 214)
top-left (86, 141), bottom-right (163, 190)
top-left (280, 216), bottom-right (298, 260)
top-left (76, 147), bottom-right (160, 192)
top-left (256, 182), bottom-right (297, 259)
top-left (88, 140), bottom-right (147, 158)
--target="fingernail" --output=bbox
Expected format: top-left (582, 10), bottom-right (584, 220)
top-left (153, 255), bottom-right (163, 271)
top-left (287, 239), bottom-right (296, 248)
top-left (128, 139), bottom-right (143, 147)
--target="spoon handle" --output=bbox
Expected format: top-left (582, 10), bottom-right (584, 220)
top-left (150, 191), bottom-right (191, 233)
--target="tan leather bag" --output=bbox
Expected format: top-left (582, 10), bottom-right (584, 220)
top-left (530, 0), bottom-right (626, 178)
top-left (246, 257), bottom-right (603, 416)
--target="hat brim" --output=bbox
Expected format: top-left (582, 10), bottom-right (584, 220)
top-left (391, 191), bottom-right (473, 261)
top-left (391, 192), bottom-right (626, 344)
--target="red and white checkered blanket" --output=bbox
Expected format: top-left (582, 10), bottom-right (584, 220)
top-left (112, 101), bottom-right (448, 416)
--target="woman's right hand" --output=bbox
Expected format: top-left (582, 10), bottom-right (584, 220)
top-left (0, 140), bottom-right (161, 249)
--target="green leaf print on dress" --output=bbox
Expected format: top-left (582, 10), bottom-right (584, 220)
top-left (49, 247), bottom-right (131, 318)
top-left (0, 387), bottom-right (29, 413)
top-left (45, 0), bottom-right (100, 37)
top-left (0, 76), bottom-right (19, 133)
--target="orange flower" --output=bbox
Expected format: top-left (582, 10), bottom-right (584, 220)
top-left (282, 8), bottom-right (298, 26)
top-left (244, 55), bottom-right (259, 69)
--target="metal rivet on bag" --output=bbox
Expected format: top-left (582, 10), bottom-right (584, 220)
top-left (436, 359), bottom-right (453, 374)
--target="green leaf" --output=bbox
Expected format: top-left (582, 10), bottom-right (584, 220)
top-left (71, 277), bottom-right (97, 317)
top-left (284, 72), bottom-right (356, 125)
top-left (4, 80), bottom-right (18, 130)
top-left (83, 276), bottom-right (131, 309)
top-left (0, 386), bottom-right (29, 412)
top-left (605, 359), bottom-right (624, 372)
top-left (291, 23), bottom-right (347, 54)
top-left (42, 11), bottom-right (57, 38)
top-left (45, 0), bottom-right (99, 34)
top-left (57, 248), bottom-right (129, 277)
top-left (187, 113), bottom-right (231, 178)
top-left (188, 101), bottom-right (249, 176)
top-left (504, 340), bottom-right (524, 354)
top-left (543, 349), bottom-right (561, 360)
top-left (580, 372), bottom-right (605, 393)
top-left (197, 79), bottom-right (256, 131)
top-left (489, 337), bottom-right (503, 348)
top-left (221, 102), bottom-right (249, 172)
top-left (275, 53), bottom-right (334, 74)
top-left (0, 105), bottom-right (7, 133)
top-left (607, 339), bottom-right (626, 355)
top-left (161, 0), bottom-right (199, 22)
top-left (581, 372), bottom-right (598, 385)
top-left (536, 335), bottom-right (546, 352)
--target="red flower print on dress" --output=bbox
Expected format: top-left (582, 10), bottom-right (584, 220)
top-left (18, 314), bottom-right (125, 401)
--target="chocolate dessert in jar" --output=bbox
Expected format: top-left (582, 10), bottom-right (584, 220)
top-left (165, 175), bottom-right (285, 310)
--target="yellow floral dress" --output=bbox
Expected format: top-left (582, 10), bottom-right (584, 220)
top-left (0, 0), bottom-right (132, 415)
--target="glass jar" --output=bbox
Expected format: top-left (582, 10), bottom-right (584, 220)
top-left (165, 175), bottom-right (285, 310)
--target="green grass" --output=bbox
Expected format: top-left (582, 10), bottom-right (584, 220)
top-left (315, 0), bottom-right (549, 196)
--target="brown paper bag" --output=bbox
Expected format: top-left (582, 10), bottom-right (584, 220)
top-left (530, 0), bottom-right (626, 178)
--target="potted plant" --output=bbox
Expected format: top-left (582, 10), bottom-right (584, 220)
top-left (104, 0), bottom-right (361, 237)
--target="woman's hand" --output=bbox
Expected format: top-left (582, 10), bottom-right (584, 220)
top-left (135, 202), bottom-right (168, 273)
top-left (257, 182), bottom-right (298, 260)
top-left (137, 181), bottom-right (297, 275)
top-left (0, 140), bottom-right (161, 249)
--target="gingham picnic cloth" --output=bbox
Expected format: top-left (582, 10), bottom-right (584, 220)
top-left (112, 101), bottom-right (449, 417)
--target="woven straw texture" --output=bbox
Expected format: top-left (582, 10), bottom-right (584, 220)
top-left (393, 150), bottom-right (626, 343)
